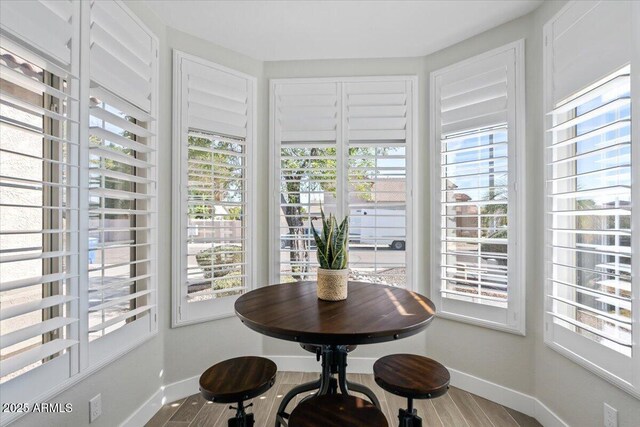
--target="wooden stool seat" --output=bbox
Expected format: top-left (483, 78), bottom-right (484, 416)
top-left (199, 356), bottom-right (277, 403)
top-left (374, 354), bottom-right (450, 399)
top-left (289, 394), bottom-right (388, 427)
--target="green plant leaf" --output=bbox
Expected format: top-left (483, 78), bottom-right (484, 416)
top-left (331, 216), bottom-right (349, 269)
top-left (311, 221), bottom-right (328, 268)
top-left (325, 214), bottom-right (335, 267)
top-left (321, 207), bottom-right (329, 242)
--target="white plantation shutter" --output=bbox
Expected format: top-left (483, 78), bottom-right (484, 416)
top-left (346, 81), bottom-right (408, 141)
top-left (277, 82), bottom-right (339, 142)
top-left (278, 143), bottom-right (338, 281)
top-left (544, 0), bottom-right (638, 396)
top-left (271, 77), bottom-right (415, 288)
top-left (0, 0), bottom-right (80, 414)
top-left (0, 0), bottom-right (75, 67)
top-left (87, 1), bottom-right (157, 352)
top-left (1, 0), bottom-right (159, 416)
top-left (274, 82), bottom-right (339, 282)
top-left (89, 0), bottom-right (154, 112)
top-left (431, 41), bottom-right (525, 333)
top-left (173, 51), bottom-right (255, 325)
top-left (185, 60), bottom-right (248, 138)
top-left (548, 1), bottom-right (632, 106)
top-left (345, 80), bottom-right (412, 287)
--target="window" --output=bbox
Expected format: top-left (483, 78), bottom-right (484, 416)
top-left (544, 1), bottom-right (638, 397)
top-left (1, 0), bottom-right (80, 417)
top-left (430, 41), bottom-right (525, 334)
top-left (87, 0), bottom-right (158, 364)
top-left (271, 77), bottom-right (416, 288)
top-left (0, 1), bottom-right (158, 420)
top-left (172, 51), bottom-right (256, 326)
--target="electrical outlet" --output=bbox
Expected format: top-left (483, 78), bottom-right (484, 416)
top-left (604, 403), bottom-right (617, 427)
top-left (89, 394), bottom-right (102, 423)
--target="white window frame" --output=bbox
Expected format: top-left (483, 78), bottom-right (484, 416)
top-left (543, 1), bottom-right (640, 398)
top-left (429, 40), bottom-right (526, 335)
top-left (0, 1), bottom-right (158, 423)
top-left (269, 76), bottom-right (418, 291)
top-left (172, 50), bottom-right (257, 327)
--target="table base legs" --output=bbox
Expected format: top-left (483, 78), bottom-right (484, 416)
top-left (275, 345), bottom-right (381, 427)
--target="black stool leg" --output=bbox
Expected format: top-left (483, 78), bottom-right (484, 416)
top-left (229, 401), bottom-right (254, 427)
top-left (398, 398), bottom-right (422, 427)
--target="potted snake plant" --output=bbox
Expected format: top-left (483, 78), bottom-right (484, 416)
top-left (311, 208), bottom-right (349, 301)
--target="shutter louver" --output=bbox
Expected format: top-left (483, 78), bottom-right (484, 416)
top-left (347, 143), bottom-right (408, 286)
top-left (87, 1), bottom-right (156, 341)
top-left (549, 1), bottom-right (632, 106)
top-left (185, 132), bottom-right (248, 302)
top-left (546, 65), bottom-right (632, 355)
top-left (278, 145), bottom-right (337, 282)
top-left (439, 54), bottom-right (510, 137)
top-left (0, 4), bottom-right (79, 385)
top-left (277, 83), bottom-right (338, 142)
top-left (185, 60), bottom-right (248, 139)
top-left (0, 0), bottom-right (75, 67)
top-left (89, 0), bottom-right (153, 112)
top-left (346, 81), bottom-right (408, 141)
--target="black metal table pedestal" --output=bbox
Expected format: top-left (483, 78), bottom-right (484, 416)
top-left (275, 345), bottom-right (381, 427)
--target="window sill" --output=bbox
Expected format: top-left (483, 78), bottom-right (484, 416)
top-left (435, 311), bottom-right (526, 336)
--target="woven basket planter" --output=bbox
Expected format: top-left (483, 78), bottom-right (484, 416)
top-left (317, 268), bottom-right (348, 301)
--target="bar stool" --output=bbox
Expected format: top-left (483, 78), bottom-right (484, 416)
top-left (373, 354), bottom-right (450, 427)
top-left (289, 394), bottom-right (388, 427)
top-left (199, 356), bottom-right (277, 427)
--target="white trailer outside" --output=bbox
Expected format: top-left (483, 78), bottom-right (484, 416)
top-left (350, 208), bottom-right (406, 250)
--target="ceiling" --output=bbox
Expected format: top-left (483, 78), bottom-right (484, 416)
top-left (146, 0), bottom-right (543, 62)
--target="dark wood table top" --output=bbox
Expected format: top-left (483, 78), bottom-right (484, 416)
top-left (235, 281), bottom-right (436, 345)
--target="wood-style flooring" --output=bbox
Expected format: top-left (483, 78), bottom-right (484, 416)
top-left (145, 371), bottom-right (542, 427)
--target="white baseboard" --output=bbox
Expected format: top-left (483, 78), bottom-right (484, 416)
top-left (120, 388), bottom-right (163, 427)
top-left (121, 355), bottom-right (568, 427)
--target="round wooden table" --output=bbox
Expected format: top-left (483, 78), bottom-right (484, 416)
top-left (235, 281), bottom-right (436, 426)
